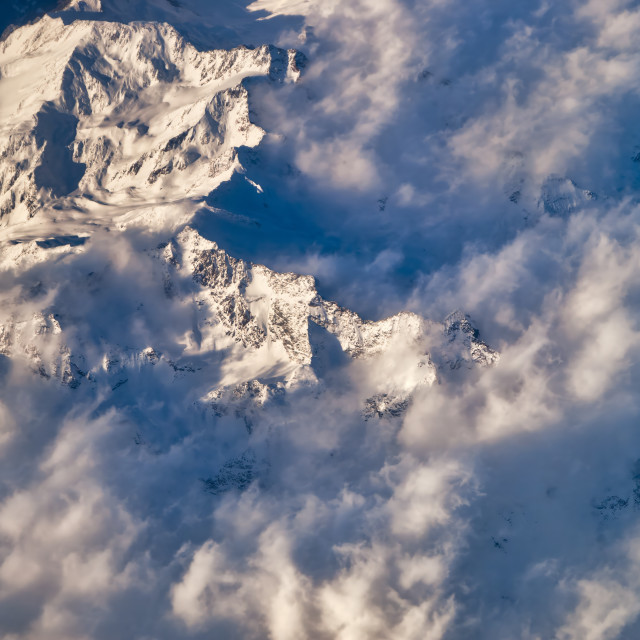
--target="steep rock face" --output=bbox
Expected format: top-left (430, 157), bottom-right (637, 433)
top-left (363, 393), bottom-right (411, 420)
top-left (171, 226), bottom-right (436, 373)
top-left (0, 16), bottom-right (301, 224)
top-left (202, 449), bottom-right (264, 496)
top-left (441, 310), bottom-right (500, 370)
top-left (311, 302), bottom-right (425, 359)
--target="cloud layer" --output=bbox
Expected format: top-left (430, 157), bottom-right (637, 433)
top-left (2, 0), bottom-right (640, 639)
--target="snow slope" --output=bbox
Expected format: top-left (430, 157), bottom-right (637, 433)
top-left (0, 14), bottom-right (302, 234)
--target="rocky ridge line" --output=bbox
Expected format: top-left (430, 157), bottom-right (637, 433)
top-left (0, 15), bottom-right (303, 225)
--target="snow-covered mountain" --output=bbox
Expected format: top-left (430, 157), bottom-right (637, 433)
top-left (0, 14), bottom-right (302, 228)
top-left (0, 7), bottom-right (496, 419)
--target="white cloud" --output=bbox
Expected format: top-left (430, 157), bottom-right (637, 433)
top-left (248, 0), bottom-right (424, 190)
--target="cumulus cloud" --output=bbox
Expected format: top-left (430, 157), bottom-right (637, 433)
top-left (248, 0), bottom-right (422, 190)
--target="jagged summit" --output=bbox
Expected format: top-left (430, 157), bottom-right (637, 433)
top-left (442, 310), bottom-right (500, 369)
top-left (172, 226), bottom-right (434, 371)
top-left (0, 14), bottom-right (301, 227)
